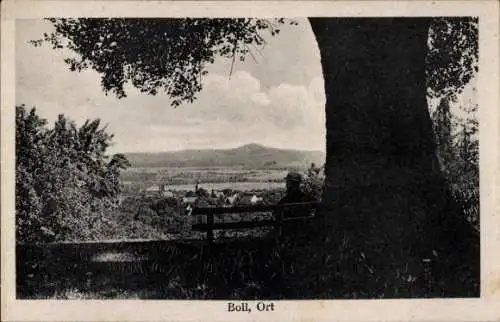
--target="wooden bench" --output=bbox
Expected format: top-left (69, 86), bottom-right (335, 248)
top-left (190, 202), bottom-right (320, 242)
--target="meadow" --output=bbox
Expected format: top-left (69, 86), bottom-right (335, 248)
top-left (121, 166), bottom-right (290, 195)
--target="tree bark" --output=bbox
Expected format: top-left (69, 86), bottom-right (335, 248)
top-left (298, 18), bottom-right (479, 297)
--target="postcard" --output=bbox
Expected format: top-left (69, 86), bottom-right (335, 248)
top-left (1, 1), bottom-right (499, 321)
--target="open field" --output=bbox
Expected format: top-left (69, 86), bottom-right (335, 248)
top-left (121, 166), bottom-right (290, 195)
top-left (161, 181), bottom-right (285, 191)
top-left (121, 166), bottom-right (290, 184)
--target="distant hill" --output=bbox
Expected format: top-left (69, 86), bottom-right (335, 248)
top-left (124, 143), bottom-right (325, 168)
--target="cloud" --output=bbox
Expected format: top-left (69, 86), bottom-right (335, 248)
top-left (188, 71), bottom-right (326, 151)
top-left (16, 20), bottom-right (326, 153)
top-left (250, 92), bottom-right (270, 106)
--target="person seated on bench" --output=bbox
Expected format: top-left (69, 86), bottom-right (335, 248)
top-left (275, 171), bottom-right (315, 219)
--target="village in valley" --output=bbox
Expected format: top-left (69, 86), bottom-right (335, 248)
top-left (143, 182), bottom-right (265, 208)
top-left (119, 161), bottom-right (324, 239)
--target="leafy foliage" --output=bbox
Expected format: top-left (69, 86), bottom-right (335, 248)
top-left (33, 17), bottom-right (477, 105)
top-left (16, 105), bottom-right (130, 243)
top-left (431, 97), bottom-right (479, 230)
top-left (300, 162), bottom-right (325, 201)
top-left (32, 18), bottom-right (297, 107)
top-left (426, 17), bottom-right (479, 100)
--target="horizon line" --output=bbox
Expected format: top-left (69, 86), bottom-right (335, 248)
top-left (117, 142), bottom-right (326, 154)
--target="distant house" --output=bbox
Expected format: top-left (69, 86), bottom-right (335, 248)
top-left (144, 185), bottom-right (161, 196)
top-left (237, 194), bottom-right (253, 206)
top-left (237, 193), bottom-right (263, 206)
top-left (182, 196), bottom-right (198, 205)
top-left (250, 195), bottom-right (263, 205)
top-left (224, 193), bottom-right (240, 206)
top-left (144, 184), bottom-right (174, 198)
top-left (163, 189), bottom-right (175, 198)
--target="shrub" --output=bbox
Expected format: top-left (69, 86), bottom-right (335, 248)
top-left (300, 163), bottom-right (325, 202)
top-left (431, 98), bottom-right (479, 230)
top-left (16, 105), bottom-right (130, 243)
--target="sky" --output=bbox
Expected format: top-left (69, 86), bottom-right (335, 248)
top-left (16, 18), bottom-right (477, 154)
top-left (16, 18), bottom-right (326, 154)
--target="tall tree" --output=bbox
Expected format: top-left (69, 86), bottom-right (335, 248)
top-left (33, 17), bottom-right (479, 297)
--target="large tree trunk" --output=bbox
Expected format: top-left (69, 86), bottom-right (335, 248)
top-left (289, 18), bottom-right (480, 298)
top-left (310, 17), bottom-right (436, 252)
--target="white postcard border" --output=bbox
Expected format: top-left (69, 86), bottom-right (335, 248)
top-left (2, 1), bottom-right (499, 321)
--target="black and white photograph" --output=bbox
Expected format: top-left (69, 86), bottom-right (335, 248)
top-left (2, 1), bottom-right (499, 321)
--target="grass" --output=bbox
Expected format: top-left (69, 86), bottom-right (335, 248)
top-left (17, 220), bottom-right (479, 300)
top-left (18, 238), bottom-right (292, 300)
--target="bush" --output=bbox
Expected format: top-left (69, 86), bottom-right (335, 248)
top-left (431, 98), bottom-right (479, 230)
top-left (16, 105), bottom-right (130, 243)
top-left (300, 163), bottom-right (325, 201)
